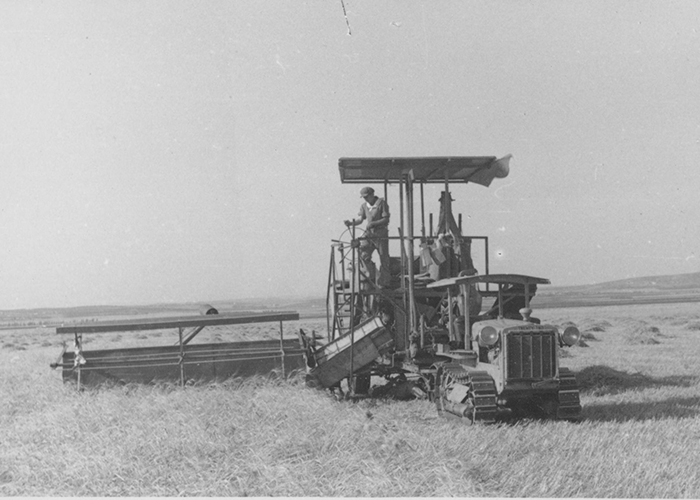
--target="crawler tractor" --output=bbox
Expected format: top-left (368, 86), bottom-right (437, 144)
top-left (300, 156), bottom-right (582, 422)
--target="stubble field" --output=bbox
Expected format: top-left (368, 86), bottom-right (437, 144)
top-left (1, 301), bottom-right (700, 497)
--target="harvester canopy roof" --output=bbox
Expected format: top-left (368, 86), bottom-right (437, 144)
top-left (338, 155), bottom-right (511, 187)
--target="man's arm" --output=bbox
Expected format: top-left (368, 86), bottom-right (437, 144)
top-left (344, 213), bottom-right (365, 227)
top-left (367, 214), bottom-right (389, 229)
top-left (345, 204), bottom-right (367, 227)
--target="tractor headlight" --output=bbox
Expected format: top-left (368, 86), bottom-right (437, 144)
top-left (560, 326), bottom-right (581, 347)
top-left (477, 326), bottom-right (499, 347)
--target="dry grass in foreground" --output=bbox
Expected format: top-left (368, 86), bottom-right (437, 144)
top-left (2, 302), bottom-right (700, 497)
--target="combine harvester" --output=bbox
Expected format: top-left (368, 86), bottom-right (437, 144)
top-left (51, 306), bottom-right (304, 389)
top-left (300, 156), bottom-right (582, 422)
top-left (50, 154), bottom-right (582, 423)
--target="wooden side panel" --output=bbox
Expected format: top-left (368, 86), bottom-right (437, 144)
top-left (312, 327), bottom-right (394, 388)
top-left (61, 339), bottom-right (306, 386)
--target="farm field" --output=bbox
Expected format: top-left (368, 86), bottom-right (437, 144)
top-left (1, 301), bottom-right (700, 497)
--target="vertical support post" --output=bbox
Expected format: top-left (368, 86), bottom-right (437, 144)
top-left (420, 314), bottom-right (425, 349)
top-left (443, 171), bottom-right (451, 276)
top-left (349, 225), bottom-right (356, 389)
top-left (279, 320), bottom-right (286, 378)
top-left (399, 176), bottom-right (405, 275)
top-left (399, 177), bottom-right (408, 347)
top-left (74, 332), bottom-right (82, 391)
top-left (497, 284), bottom-right (504, 319)
top-left (338, 243), bottom-right (348, 340)
top-left (420, 181), bottom-right (425, 239)
top-left (327, 246), bottom-right (335, 341)
top-left (178, 327), bottom-right (185, 387)
top-left (444, 171), bottom-right (449, 229)
top-left (485, 238), bottom-right (490, 274)
top-left (398, 226), bottom-right (409, 350)
top-left (447, 287), bottom-right (455, 342)
top-left (462, 283), bottom-right (472, 348)
top-left (484, 237), bottom-right (490, 294)
top-left (340, 244), bottom-right (347, 287)
top-left (384, 181), bottom-right (390, 263)
top-left (405, 175), bottom-right (417, 338)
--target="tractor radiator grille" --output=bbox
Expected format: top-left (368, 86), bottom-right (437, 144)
top-left (506, 329), bottom-right (557, 381)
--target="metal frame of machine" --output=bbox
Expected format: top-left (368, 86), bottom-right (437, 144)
top-left (51, 309), bottom-right (303, 389)
top-left (301, 155), bottom-right (582, 422)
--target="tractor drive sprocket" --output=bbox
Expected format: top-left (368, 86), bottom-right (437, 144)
top-left (435, 363), bottom-right (497, 424)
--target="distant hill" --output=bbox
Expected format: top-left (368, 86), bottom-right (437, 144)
top-left (2, 272), bottom-right (699, 327)
top-left (0, 297), bottom-right (326, 328)
top-left (546, 271), bottom-right (700, 292)
top-left (263, 272), bottom-right (700, 313)
top-left (535, 271), bottom-right (700, 308)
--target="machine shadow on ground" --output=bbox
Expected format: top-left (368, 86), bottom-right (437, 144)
top-left (580, 396), bottom-right (700, 423)
top-left (575, 365), bottom-right (698, 396)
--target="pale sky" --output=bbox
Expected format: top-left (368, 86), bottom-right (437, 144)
top-left (1, 1), bottom-right (698, 309)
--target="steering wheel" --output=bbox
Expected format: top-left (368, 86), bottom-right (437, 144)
top-left (332, 226), bottom-right (367, 273)
top-left (331, 226), bottom-right (367, 249)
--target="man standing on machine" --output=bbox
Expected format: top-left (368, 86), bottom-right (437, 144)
top-left (344, 186), bottom-right (391, 288)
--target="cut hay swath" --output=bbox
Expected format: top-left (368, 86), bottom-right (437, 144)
top-left (50, 308), bottom-right (305, 389)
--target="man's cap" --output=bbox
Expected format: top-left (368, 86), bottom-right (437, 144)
top-left (360, 186), bottom-right (375, 197)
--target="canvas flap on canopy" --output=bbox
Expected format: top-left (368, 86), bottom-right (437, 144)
top-left (338, 155), bottom-right (511, 187)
